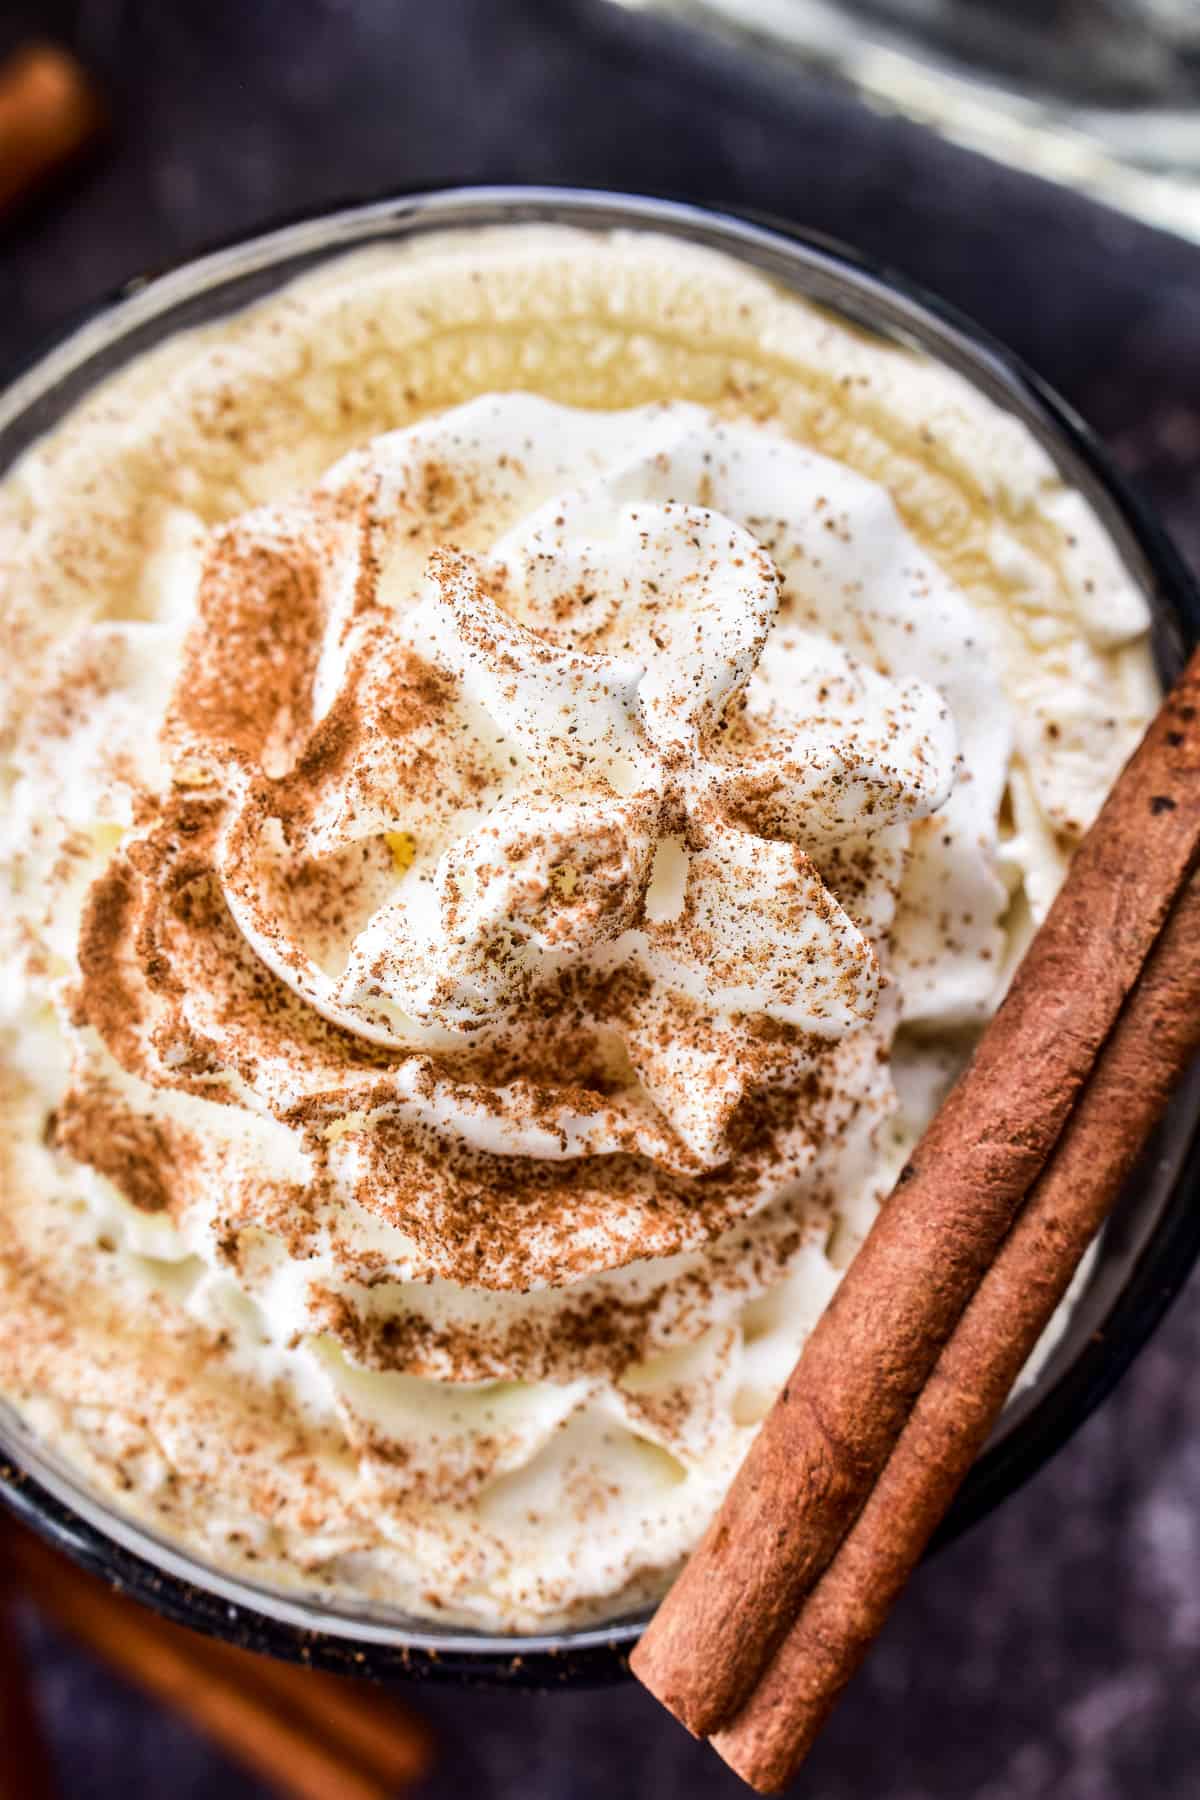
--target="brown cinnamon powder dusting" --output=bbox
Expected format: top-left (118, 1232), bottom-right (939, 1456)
top-left (50, 1080), bottom-right (189, 1215)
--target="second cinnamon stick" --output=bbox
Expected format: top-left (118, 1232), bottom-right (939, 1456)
top-left (0, 1555), bottom-right (56, 1800)
top-left (5, 1524), bottom-right (433, 1800)
top-left (0, 45), bottom-right (106, 220)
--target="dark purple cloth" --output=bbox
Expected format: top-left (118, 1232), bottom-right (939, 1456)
top-left (5, 3), bottom-right (1200, 1794)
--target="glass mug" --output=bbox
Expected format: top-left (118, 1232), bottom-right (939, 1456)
top-left (1, 186), bottom-right (1198, 1685)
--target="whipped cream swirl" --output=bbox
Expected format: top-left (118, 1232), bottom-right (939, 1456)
top-left (68, 397), bottom-right (960, 1290)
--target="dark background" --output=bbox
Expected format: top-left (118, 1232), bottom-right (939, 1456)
top-left (6, 3), bottom-right (1200, 1796)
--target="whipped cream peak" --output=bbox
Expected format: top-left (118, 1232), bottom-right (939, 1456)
top-left (199, 419), bottom-right (951, 1132)
top-left (701, 649), bottom-right (959, 848)
top-left (496, 498), bottom-right (782, 752)
top-left (417, 543), bottom-right (651, 797)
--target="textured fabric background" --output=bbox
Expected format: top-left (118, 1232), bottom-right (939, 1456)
top-left (4, 3), bottom-right (1200, 1795)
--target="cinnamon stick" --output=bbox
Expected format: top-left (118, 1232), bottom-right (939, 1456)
top-left (633, 646), bottom-right (1200, 1737)
top-left (5, 1524), bottom-right (433, 1800)
top-left (712, 861), bottom-right (1200, 1790)
top-left (0, 44), bottom-right (106, 220)
top-left (0, 1551), bottom-right (57, 1800)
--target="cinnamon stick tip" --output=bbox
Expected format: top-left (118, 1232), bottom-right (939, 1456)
top-left (630, 1633), bottom-right (718, 1739)
top-left (709, 1728), bottom-right (792, 1796)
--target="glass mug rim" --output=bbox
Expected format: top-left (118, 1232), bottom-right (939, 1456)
top-left (2, 184), bottom-right (1198, 1688)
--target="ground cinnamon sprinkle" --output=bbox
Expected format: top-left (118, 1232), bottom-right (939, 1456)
top-left (50, 1082), bottom-right (185, 1216)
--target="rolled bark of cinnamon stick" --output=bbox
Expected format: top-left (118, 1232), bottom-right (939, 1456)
top-left (711, 862), bottom-right (1200, 1791)
top-left (632, 646), bottom-right (1200, 1738)
top-left (0, 44), bottom-right (106, 220)
top-left (5, 1523), bottom-right (433, 1800)
top-left (0, 1558), bottom-right (57, 1800)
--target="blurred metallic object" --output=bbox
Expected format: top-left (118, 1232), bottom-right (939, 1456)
top-left (0, 42), bottom-right (107, 221)
top-left (612, 0), bottom-right (1200, 240)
